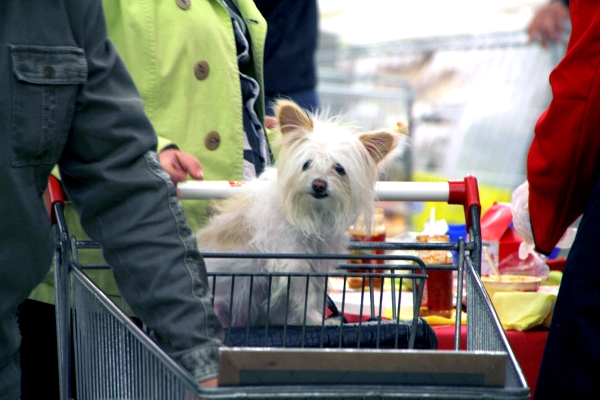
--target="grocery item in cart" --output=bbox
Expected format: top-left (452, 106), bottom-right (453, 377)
top-left (480, 202), bottom-right (523, 276)
top-left (196, 100), bottom-right (401, 327)
top-left (416, 234), bottom-right (454, 319)
top-left (347, 207), bottom-right (386, 289)
top-left (481, 275), bottom-right (542, 298)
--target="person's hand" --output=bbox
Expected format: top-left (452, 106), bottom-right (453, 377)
top-left (159, 149), bottom-right (204, 184)
top-left (527, 1), bottom-right (570, 48)
top-left (265, 116), bottom-right (278, 129)
top-left (511, 181), bottom-right (577, 259)
top-left (200, 378), bottom-right (218, 387)
top-left (184, 378), bottom-right (218, 400)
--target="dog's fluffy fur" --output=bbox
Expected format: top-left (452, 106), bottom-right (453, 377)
top-left (197, 100), bottom-right (400, 327)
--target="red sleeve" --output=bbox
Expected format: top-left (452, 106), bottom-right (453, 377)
top-left (527, 0), bottom-right (600, 254)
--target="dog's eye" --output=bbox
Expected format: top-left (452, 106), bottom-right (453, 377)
top-left (334, 164), bottom-right (346, 176)
top-left (302, 160), bottom-right (312, 171)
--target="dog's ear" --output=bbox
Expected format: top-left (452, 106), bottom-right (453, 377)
top-left (359, 130), bottom-right (399, 164)
top-left (274, 100), bottom-right (314, 134)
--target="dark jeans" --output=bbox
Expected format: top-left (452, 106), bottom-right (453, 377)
top-left (534, 172), bottom-right (600, 399)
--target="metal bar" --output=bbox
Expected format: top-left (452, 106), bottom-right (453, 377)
top-left (245, 276), bottom-right (255, 346)
top-left (303, 276), bottom-right (310, 348)
top-left (318, 278), bottom-right (327, 349)
top-left (338, 277), bottom-right (347, 348)
top-left (179, 180), bottom-right (452, 201)
top-left (376, 288), bottom-right (384, 348)
top-left (202, 252), bottom-right (458, 262)
top-left (282, 275), bottom-right (292, 347)
top-left (52, 202), bottom-right (72, 400)
top-left (454, 238), bottom-right (465, 351)
top-left (265, 276), bottom-right (273, 345)
top-left (389, 276), bottom-right (398, 320)
top-left (226, 275), bottom-right (235, 343)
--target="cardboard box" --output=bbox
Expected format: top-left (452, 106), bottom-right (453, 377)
top-left (480, 202), bottom-right (523, 276)
top-left (218, 348), bottom-right (507, 388)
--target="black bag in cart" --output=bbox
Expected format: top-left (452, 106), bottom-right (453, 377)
top-left (224, 318), bottom-right (437, 349)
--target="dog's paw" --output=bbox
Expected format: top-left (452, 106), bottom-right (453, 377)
top-left (324, 315), bottom-right (345, 326)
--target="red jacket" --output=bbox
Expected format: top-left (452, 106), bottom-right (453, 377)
top-left (528, 0), bottom-right (600, 254)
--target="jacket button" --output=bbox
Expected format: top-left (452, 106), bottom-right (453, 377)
top-left (43, 66), bottom-right (56, 78)
top-left (194, 61), bottom-right (210, 80)
top-left (176, 0), bottom-right (191, 10)
top-left (205, 131), bottom-right (221, 151)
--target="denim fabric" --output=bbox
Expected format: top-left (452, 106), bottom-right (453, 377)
top-left (10, 45), bottom-right (86, 168)
top-left (0, 1), bottom-right (223, 398)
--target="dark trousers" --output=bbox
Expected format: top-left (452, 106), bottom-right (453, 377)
top-left (534, 173), bottom-right (600, 399)
top-left (17, 300), bottom-right (62, 400)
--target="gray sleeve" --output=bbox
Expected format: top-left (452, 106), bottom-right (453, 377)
top-left (57, 0), bottom-right (224, 382)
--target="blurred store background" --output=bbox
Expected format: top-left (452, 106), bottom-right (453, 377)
top-left (315, 0), bottom-right (567, 234)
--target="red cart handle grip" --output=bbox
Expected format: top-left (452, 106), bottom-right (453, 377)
top-left (448, 175), bottom-right (481, 231)
top-left (44, 175), bottom-right (68, 223)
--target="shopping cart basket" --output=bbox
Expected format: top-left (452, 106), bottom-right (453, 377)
top-left (46, 174), bottom-right (530, 399)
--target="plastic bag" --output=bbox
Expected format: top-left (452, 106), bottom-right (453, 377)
top-left (498, 250), bottom-right (550, 280)
top-left (510, 181), bottom-right (535, 259)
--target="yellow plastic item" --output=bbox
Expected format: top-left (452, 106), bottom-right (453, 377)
top-left (491, 292), bottom-right (556, 331)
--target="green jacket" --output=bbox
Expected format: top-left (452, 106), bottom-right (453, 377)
top-left (29, 0), bottom-right (271, 310)
top-left (104, 0), bottom-right (269, 230)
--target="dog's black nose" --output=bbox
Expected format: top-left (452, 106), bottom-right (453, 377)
top-left (312, 179), bottom-right (327, 193)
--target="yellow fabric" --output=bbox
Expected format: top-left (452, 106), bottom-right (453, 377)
top-left (491, 291), bottom-right (556, 331)
top-left (386, 306), bottom-right (467, 325)
top-left (541, 270), bottom-right (563, 286)
top-left (423, 310), bottom-right (467, 326)
top-left (419, 309), bottom-right (467, 326)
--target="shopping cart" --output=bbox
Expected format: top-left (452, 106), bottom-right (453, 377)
top-left (46, 174), bottom-right (530, 399)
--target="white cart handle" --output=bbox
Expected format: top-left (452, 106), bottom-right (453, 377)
top-left (179, 180), bottom-right (449, 201)
top-left (178, 176), bottom-right (480, 230)
top-left (178, 176), bottom-right (477, 204)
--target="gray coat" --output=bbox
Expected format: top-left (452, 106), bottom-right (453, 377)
top-left (0, 1), bottom-right (223, 398)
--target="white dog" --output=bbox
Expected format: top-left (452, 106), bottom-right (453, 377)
top-left (197, 100), bottom-right (400, 327)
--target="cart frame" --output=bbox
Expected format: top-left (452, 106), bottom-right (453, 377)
top-left (45, 174), bottom-right (530, 399)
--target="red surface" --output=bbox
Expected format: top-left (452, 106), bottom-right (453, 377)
top-left (481, 202), bottom-right (513, 242)
top-left (546, 257), bottom-right (566, 273)
top-left (433, 325), bottom-right (548, 399)
top-left (480, 202), bottom-right (523, 266)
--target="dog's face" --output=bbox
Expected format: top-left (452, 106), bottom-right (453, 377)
top-left (272, 100), bottom-right (399, 237)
